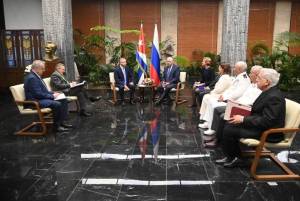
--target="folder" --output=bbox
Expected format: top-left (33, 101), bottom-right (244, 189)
top-left (224, 100), bottom-right (251, 120)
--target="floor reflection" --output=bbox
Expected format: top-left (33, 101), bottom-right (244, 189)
top-left (1, 93), bottom-right (300, 201)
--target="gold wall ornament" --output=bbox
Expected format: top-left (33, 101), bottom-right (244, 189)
top-left (44, 41), bottom-right (58, 61)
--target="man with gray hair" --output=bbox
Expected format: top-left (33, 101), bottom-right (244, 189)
top-left (215, 68), bottom-right (285, 168)
top-left (203, 65), bottom-right (263, 146)
top-left (24, 60), bottom-right (71, 133)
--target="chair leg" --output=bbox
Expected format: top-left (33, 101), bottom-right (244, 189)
top-left (69, 100), bottom-right (80, 113)
top-left (109, 89), bottom-right (117, 105)
top-left (16, 112), bottom-right (53, 136)
top-left (175, 90), bottom-right (187, 106)
top-left (246, 146), bottom-right (300, 180)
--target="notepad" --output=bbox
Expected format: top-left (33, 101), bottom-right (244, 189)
top-left (71, 80), bottom-right (86, 88)
top-left (54, 93), bottom-right (66, 100)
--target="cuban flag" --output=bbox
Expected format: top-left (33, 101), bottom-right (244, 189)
top-left (138, 124), bottom-right (148, 160)
top-left (150, 24), bottom-right (160, 86)
top-left (151, 111), bottom-right (160, 160)
top-left (136, 23), bottom-right (148, 85)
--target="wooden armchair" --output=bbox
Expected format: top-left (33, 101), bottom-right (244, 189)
top-left (240, 99), bottom-right (300, 180)
top-left (9, 84), bottom-right (53, 136)
top-left (43, 77), bottom-right (79, 112)
top-left (170, 72), bottom-right (188, 105)
top-left (109, 72), bottom-right (118, 104)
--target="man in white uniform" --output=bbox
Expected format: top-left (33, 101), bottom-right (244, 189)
top-left (199, 61), bottom-right (251, 132)
top-left (204, 66), bottom-right (263, 147)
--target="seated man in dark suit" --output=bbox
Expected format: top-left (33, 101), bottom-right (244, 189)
top-left (215, 68), bottom-right (285, 168)
top-left (114, 57), bottom-right (135, 105)
top-left (50, 63), bottom-right (100, 117)
top-left (155, 57), bottom-right (180, 105)
top-left (24, 60), bottom-right (71, 132)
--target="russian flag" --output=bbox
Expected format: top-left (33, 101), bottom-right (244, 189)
top-left (138, 124), bottom-right (148, 160)
top-left (150, 24), bottom-right (160, 86)
top-left (136, 23), bottom-right (147, 85)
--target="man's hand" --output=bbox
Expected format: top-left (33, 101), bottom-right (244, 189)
top-left (124, 85), bottom-right (130, 91)
top-left (228, 115), bottom-right (244, 124)
top-left (53, 92), bottom-right (61, 98)
top-left (163, 82), bottom-right (170, 88)
top-left (218, 95), bottom-right (224, 102)
top-left (70, 82), bottom-right (77, 87)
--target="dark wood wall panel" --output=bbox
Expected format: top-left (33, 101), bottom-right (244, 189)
top-left (178, 0), bottom-right (219, 61)
top-left (248, 0), bottom-right (276, 52)
top-left (72, 0), bottom-right (105, 62)
top-left (289, 1), bottom-right (300, 55)
top-left (72, 0), bottom-right (104, 41)
top-left (120, 0), bottom-right (161, 48)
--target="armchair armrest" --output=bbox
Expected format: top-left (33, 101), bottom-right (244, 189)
top-left (259, 128), bottom-right (300, 145)
top-left (110, 82), bottom-right (116, 90)
top-left (15, 100), bottom-right (42, 112)
top-left (176, 82), bottom-right (181, 90)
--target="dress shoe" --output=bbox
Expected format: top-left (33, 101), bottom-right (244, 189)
top-left (89, 96), bottom-right (101, 102)
top-left (204, 139), bottom-right (217, 148)
top-left (53, 126), bottom-right (70, 132)
top-left (203, 135), bottom-right (216, 143)
top-left (215, 157), bottom-right (231, 165)
top-left (204, 129), bottom-right (216, 136)
top-left (198, 122), bottom-right (208, 129)
top-left (80, 110), bottom-right (92, 117)
top-left (223, 157), bottom-right (244, 168)
top-left (61, 123), bottom-right (73, 128)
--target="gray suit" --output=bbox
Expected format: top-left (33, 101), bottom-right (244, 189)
top-left (50, 71), bottom-right (90, 111)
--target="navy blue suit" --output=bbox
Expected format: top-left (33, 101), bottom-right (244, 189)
top-left (162, 64), bottom-right (180, 84)
top-left (157, 64), bottom-right (180, 103)
top-left (24, 72), bottom-right (68, 128)
top-left (114, 66), bottom-right (135, 101)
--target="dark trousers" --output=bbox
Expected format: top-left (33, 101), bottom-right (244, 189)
top-left (156, 83), bottom-right (177, 101)
top-left (39, 99), bottom-right (68, 128)
top-left (191, 88), bottom-right (210, 106)
top-left (211, 106), bottom-right (226, 142)
top-left (66, 85), bottom-right (90, 111)
top-left (222, 123), bottom-right (261, 158)
top-left (118, 84), bottom-right (135, 101)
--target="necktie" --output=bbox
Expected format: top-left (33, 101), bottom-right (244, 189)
top-left (122, 67), bottom-right (127, 85)
top-left (167, 66), bottom-right (172, 81)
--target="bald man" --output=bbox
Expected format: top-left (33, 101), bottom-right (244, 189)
top-left (155, 57), bottom-right (180, 105)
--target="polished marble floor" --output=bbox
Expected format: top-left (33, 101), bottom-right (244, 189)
top-left (0, 89), bottom-right (300, 201)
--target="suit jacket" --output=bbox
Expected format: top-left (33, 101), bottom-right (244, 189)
top-left (243, 86), bottom-right (285, 142)
top-left (208, 74), bottom-right (220, 90)
top-left (24, 72), bottom-right (54, 101)
top-left (162, 64), bottom-right (180, 85)
top-left (50, 71), bottom-right (71, 93)
top-left (211, 74), bottom-right (232, 95)
top-left (114, 66), bottom-right (134, 87)
top-left (200, 67), bottom-right (215, 86)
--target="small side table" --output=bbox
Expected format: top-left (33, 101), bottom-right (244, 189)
top-left (137, 84), bottom-right (155, 103)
